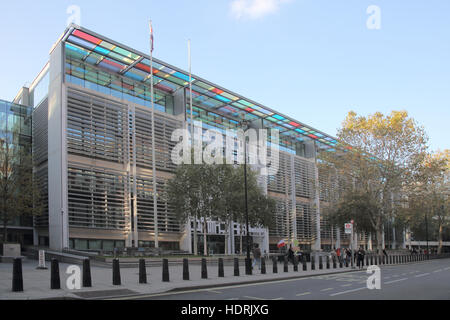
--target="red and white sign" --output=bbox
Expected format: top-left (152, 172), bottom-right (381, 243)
top-left (345, 223), bottom-right (353, 234)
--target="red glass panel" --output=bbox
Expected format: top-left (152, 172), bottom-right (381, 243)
top-left (211, 88), bottom-right (224, 94)
top-left (73, 30), bottom-right (102, 45)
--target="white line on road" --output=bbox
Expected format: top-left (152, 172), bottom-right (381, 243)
top-left (296, 292), bottom-right (311, 296)
top-left (243, 296), bottom-right (265, 300)
top-left (341, 284), bottom-right (352, 287)
top-left (330, 287), bottom-right (366, 297)
top-left (321, 288), bottom-right (334, 292)
top-left (207, 290), bottom-right (222, 294)
top-left (415, 273), bottom-right (430, 278)
top-left (433, 269), bottom-right (443, 273)
top-left (272, 297), bottom-right (284, 300)
top-left (385, 278), bottom-right (408, 284)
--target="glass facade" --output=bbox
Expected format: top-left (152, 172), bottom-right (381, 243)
top-left (0, 100), bottom-right (33, 233)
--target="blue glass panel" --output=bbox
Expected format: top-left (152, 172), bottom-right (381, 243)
top-left (273, 114), bottom-right (285, 120)
top-left (215, 95), bottom-right (231, 103)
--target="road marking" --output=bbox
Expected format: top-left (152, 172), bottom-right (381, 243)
top-left (392, 275), bottom-right (400, 277)
top-left (296, 292), bottom-right (311, 296)
top-left (385, 278), bottom-right (408, 284)
top-left (243, 296), bottom-right (265, 300)
top-left (272, 297), bottom-right (284, 300)
top-left (207, 290), bottom-right (222, 294)
top-left (226, 298), bottom-right (239, 300)
top-left (433, 269), bottom-right (443, 273)
top-left (341, 284), bottom-right (352, 287)
top-left (321, 288), bottom-right (334, 292)
top-left (330, 287), bottom-right (366, 297)
top-left (415, 273), bottom-right (430, 278)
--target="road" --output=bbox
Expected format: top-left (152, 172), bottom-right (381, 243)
top-left (127, 258), bottom-right (450, 300)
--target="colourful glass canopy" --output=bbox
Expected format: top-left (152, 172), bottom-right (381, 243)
top-left (62, 25), bottom-right (339, 151)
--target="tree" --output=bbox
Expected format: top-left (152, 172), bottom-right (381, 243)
top-left (167, 163), bottom-right (276, 255)
top-left (319, 111), bottom-right (428, 253)
top-left (0, 140), bottom-right (43, 243)
top-left (166, 163), bottom-right (222, 256)
top-left (216, 165), bottom-right (275, 254)
top-left (401, 150), bottom-right (449, 253)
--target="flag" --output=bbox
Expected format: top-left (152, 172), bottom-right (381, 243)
top-left (277, 239), bottom-right (286, 249)
top-left (149, 20), bottom-right (154, 53)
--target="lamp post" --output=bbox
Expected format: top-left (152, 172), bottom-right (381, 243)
top-left (425, 212), bottom-right (429, 259)
top-left (240, 119), bottom-right (252, 275)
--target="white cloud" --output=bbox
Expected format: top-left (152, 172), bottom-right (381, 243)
top-left (230, 0), bottom-right (292, 20)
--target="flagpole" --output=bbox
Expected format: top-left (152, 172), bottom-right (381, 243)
top-left (150, 20), bottom-right (159, 249)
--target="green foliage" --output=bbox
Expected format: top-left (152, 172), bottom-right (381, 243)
top-left (167, 163), bottom-right (275, 229)
top-left (0, 142), bottom-right (44, 242)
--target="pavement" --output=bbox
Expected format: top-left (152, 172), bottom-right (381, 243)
top-left (0, 256), bottom-right (445, 300)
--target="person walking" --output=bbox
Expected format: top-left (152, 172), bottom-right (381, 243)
top-left (336, 248), bottom-right (342, 264)
top-left (357, 247), bottom-right (365, 269)
top-left (287, 245), bottom-right (295, 265)
top-left (252, 244), bottom-right (262, 271)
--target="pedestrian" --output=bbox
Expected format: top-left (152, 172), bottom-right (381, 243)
top-left (252, 244), bottom-right (262, 270)
top-left (336, 248), bottom-right (341, 263)
top-left (357, 247), bottom-right (365, 269)
top-left (287, 245), bottom-right (295, 265)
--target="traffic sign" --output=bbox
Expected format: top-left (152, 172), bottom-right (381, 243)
top-left (345, 223), bottom-right (353, 234)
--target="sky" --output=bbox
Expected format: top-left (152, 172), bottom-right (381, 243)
top-left (0, 0), bottom-right (448, 152)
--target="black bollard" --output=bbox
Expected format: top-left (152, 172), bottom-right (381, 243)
top-left (162, 259), bottom-right (170, 282)
top-left (319, 256), bottom-right (323, 270)
top-left (183, 259), bottom-right (190, 280)
top-left (302, 256), bottom-right (307, 271)
top-left (345, 257), bottom-right (348, 268)
top-left (389, 255), bottom-right (392, 264)
top-left (261, 257), bottom-right (266, 274)
top-left (218, 258), bottom-right (224, 278)
top-left (366, 256), bottom-right (369, 266)
top-left (201, 258), bottom-right (208, 279)
top-left (326, 256), bottom-right (330, 269)
top-left (83, 259), bottom-right (92, 287)
top-left (50, 259), bottom-right (61, 290)
top-left (370, 255), bottom-right (373, 266)
top-left (234, 258), bottom-right (240, 277)
top-left (112, 258), bottom-right (121, 286)
top-left (272, 256), bottom-right (278, 274)
top-left (293, 256), bottom-right (298, 272)
top-left (333, 256), bottom-right (337, 269)
top-left (339, 257), bottom-right (343, 268)
top-left (311, 256), bottom-right (316, 270)
top-left (12, 258), bottom-right (23, 292)
top-left (139, 259), bottom-right (147, 284)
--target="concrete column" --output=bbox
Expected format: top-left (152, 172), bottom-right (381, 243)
top-left (290, 155), bottom-right (297, 242)
top-left (47, 42), bottom-right (69, 251)
top-left (335, 227), bottom-right (341, 249)
top-left (368, 233), bottom-right (373, 251)
top-left (313, 159), bottom-right (321, 251)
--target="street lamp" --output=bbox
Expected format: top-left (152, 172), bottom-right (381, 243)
top-left (240, 119), bottom-right (252, 275)
top-left (425, 212), bottom-right (429, 260)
